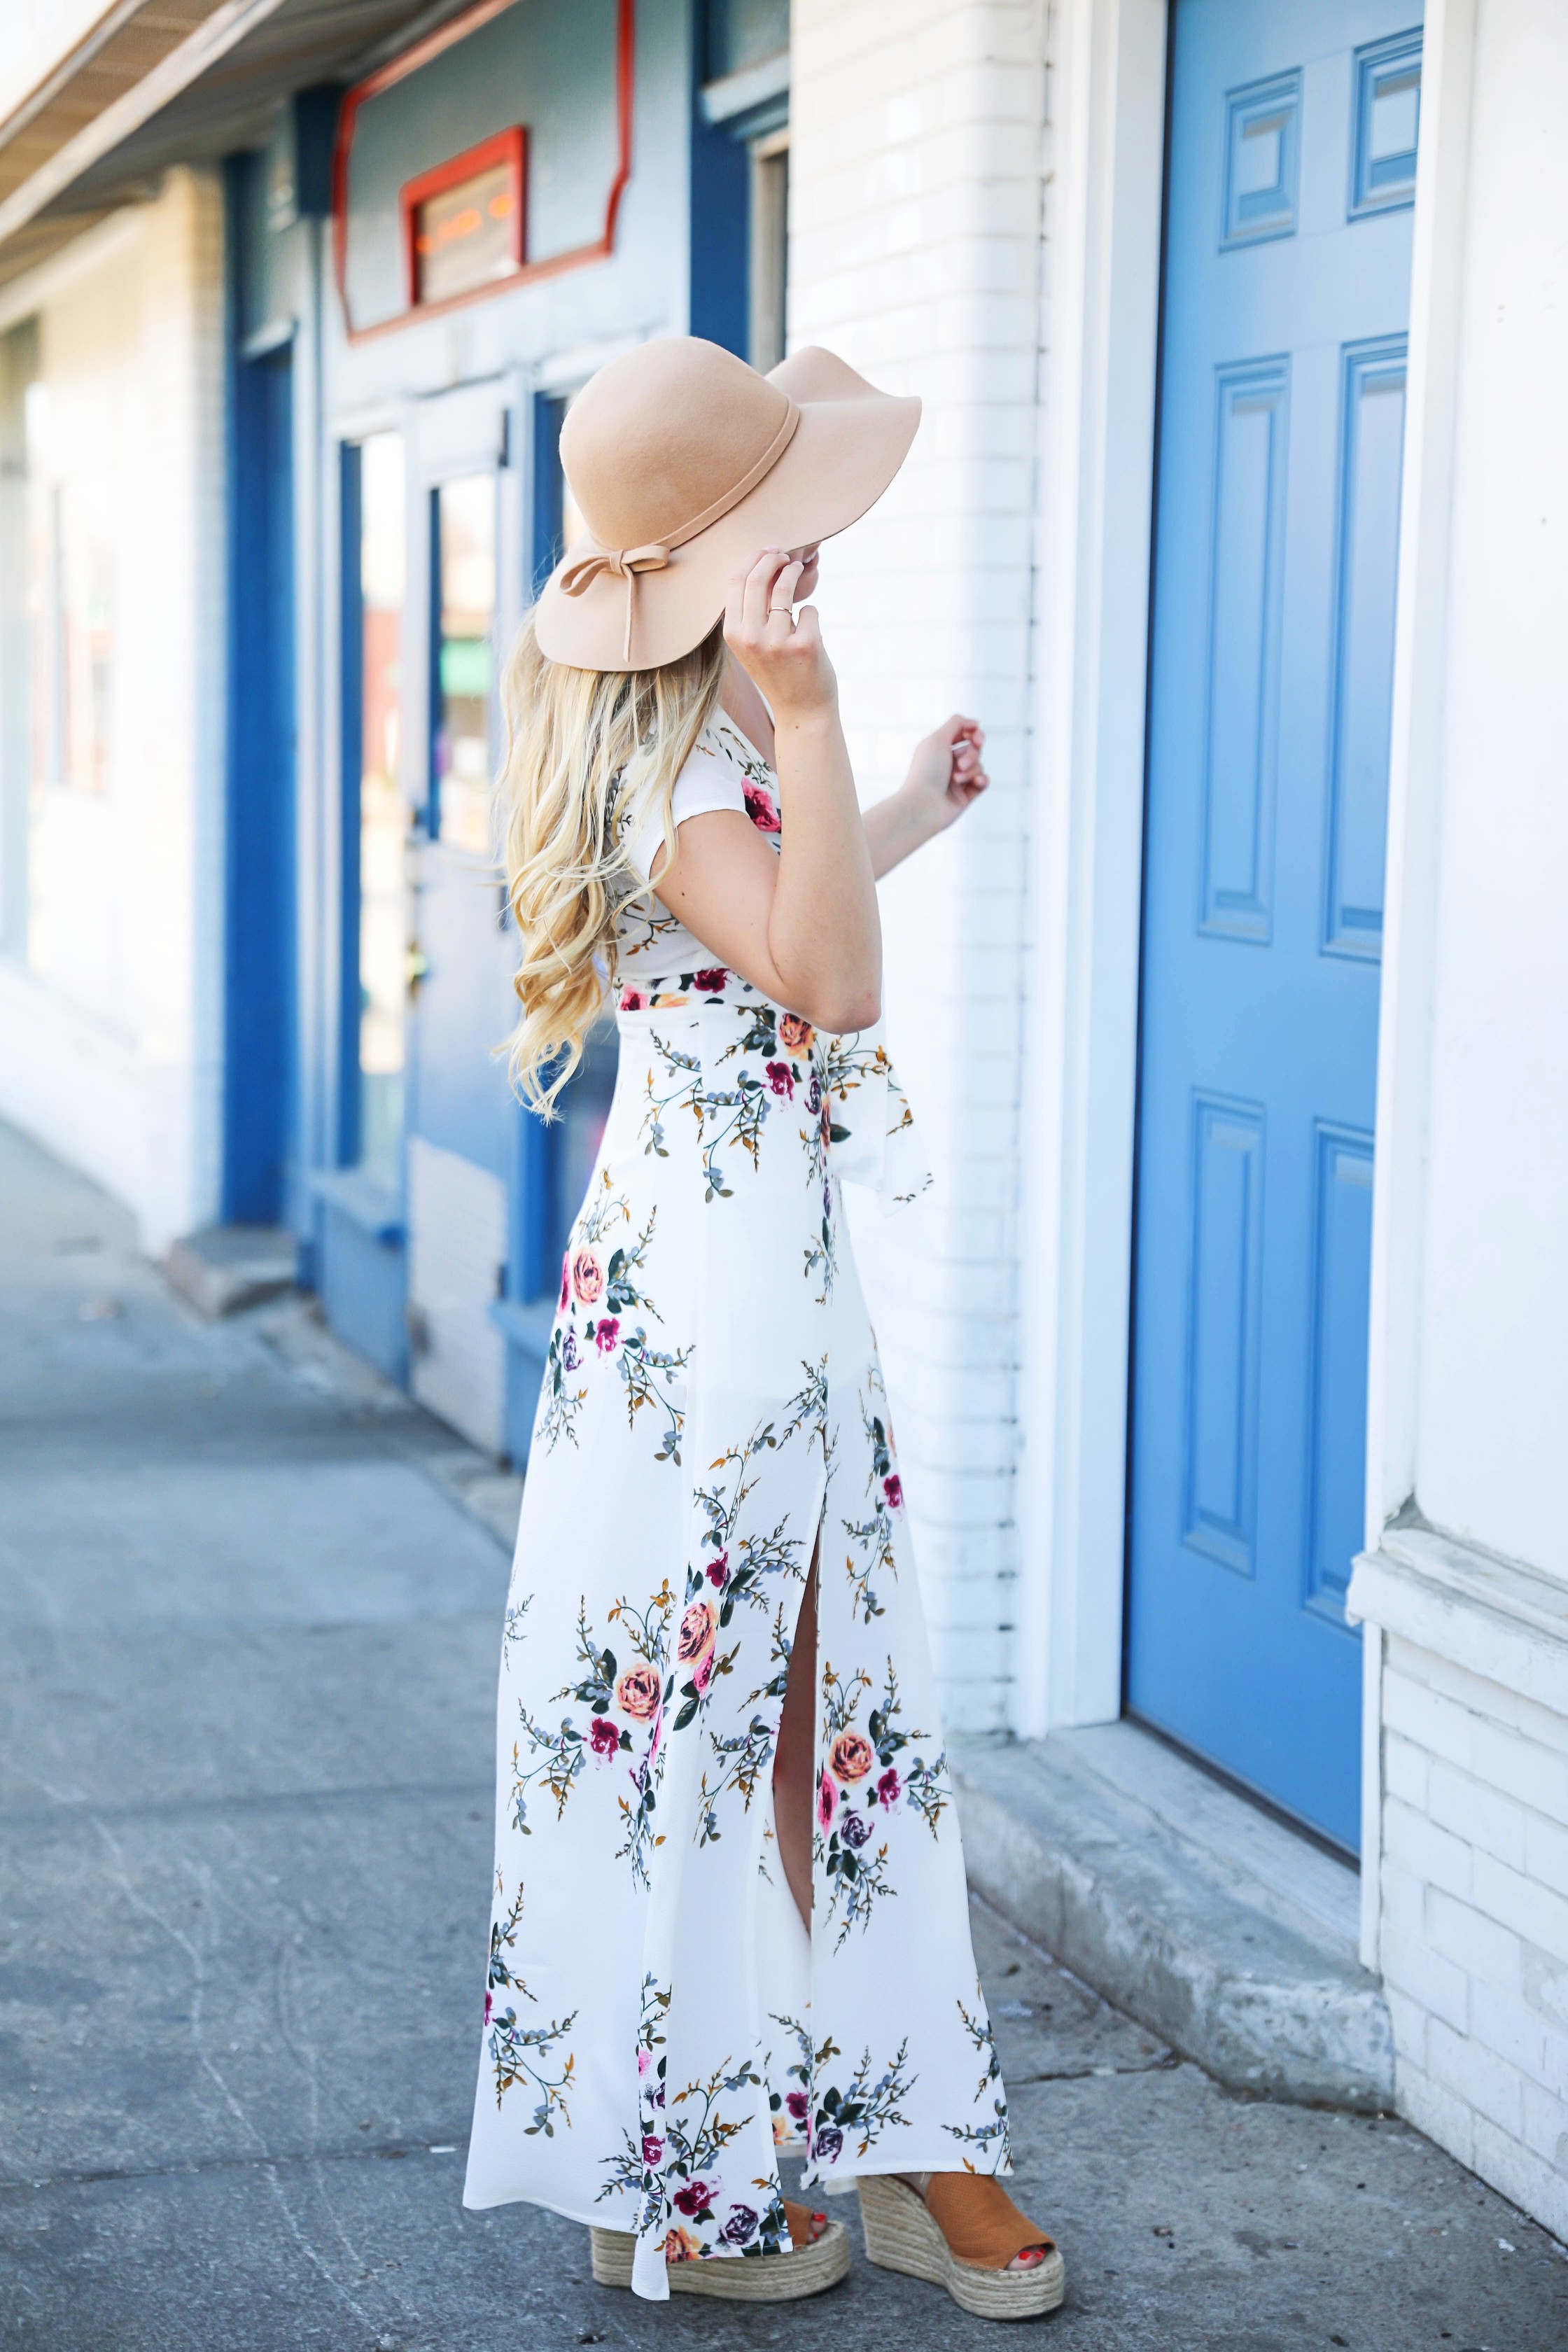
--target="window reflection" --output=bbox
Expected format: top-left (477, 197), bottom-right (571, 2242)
top-left (435, 472), bottom-right (496, 858)
top-left (357, 430), bottom-right (406, 1189)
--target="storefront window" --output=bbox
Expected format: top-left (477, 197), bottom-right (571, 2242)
top-left (356, 430), bottom-right (406, 1190)
top-left (748, 131), bottom-right (789, 372)
top-left (434, 472), bottom-right (497, 858)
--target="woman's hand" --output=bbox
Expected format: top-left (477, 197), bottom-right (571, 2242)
top-left (724, 548), bottom-right (837, 719)
top-left (864, 714), bottom-right (990, 879)
top-left (648, 545), bottom-right (881, 1034)
top-left (904, 713), bottom-right (988, 830)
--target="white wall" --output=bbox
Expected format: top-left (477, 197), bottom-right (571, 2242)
top-left (790, 0), bottom-right (1050, 1730)
top-left (0, 171), bottom-right (227, 1252)
top-left (790, 0), bottom-right (1166, 1735)
top-left (1352, 0), bottom-right (1568, 2251)
top-left (1408, 0), bottom-right (1568, 1576)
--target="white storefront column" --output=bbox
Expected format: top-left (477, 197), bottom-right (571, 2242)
top-left (0, 170), bottom-right (226, 1252)
top-left (1350, 0), bottom-right (1568, 2245)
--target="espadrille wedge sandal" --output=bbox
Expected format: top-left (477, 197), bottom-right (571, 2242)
top-left (589, 2199), bottom-right (849, 2301)
top-left (858, 2172), bottom-right (1065, 2319)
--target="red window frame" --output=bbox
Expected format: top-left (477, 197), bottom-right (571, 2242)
top-left (400, 125), bottom-right (528, 310)
top-left (332, 0), bottom-right (635, 344)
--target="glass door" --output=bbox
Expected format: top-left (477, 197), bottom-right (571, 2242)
top-left (433, 474), bottom-right (498, 858)
top-left (352, 430), bottom-right (407, 1191)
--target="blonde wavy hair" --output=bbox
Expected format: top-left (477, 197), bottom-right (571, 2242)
top-left (499, 608), bottom-right (727, 1116)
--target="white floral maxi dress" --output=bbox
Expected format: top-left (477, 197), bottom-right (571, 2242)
top-left (463, 720), bottom-right (1012, 2300)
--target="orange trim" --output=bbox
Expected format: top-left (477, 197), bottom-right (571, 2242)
top-left (332, 0), bottom-right (636, 344)
top-left (400, 125), bottom-right (527, 309)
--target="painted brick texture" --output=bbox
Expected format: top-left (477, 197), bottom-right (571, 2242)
top-left (791, 0), bottom-right (1050, 1729)
top-left (1380, 1634), bottom-right (1568, 2241)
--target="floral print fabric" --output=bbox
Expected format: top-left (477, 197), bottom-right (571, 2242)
top-left (463, 721), bottom-right (1011, 2299)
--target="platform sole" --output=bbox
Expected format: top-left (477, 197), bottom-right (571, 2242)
top-left (589, 2220), bottom-right (850, 2301)
top-left (857, 2175), bottom-right (1065, 2320)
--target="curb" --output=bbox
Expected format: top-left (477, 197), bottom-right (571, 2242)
top-left (953, 1735), bottom-right (1394, 2112)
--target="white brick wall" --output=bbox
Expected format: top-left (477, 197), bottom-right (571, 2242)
top-left (790, 0), bottom-right (1051, 1729)
top-left (1378, 1632), bottom-right (1568, 2241)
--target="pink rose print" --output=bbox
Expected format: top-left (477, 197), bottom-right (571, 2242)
top-left (642, 2132), bottom-right (664, 2165)
top-left (883, 1474), bottom-right (903, 1508)
top-left (588, 1714), bottom-right (622, 1759)
top-left (483, 1991), bottom-right (493, 2025)
top-left (618, 984), bottom-right (649, 1011)
top-left (764, 1061), bottom-right (794, 1098)
top-left (571, 1247), bottom-right (603, 1306)
top-left (785, 2090), bottom-right (808, 2122)
top-left (692, 1648), bottom-right (715, 1697)
top-left (743, 783), bottom-right (780, 833)
top-left (705, 1549), bottom-right (729, 1588)
top-left (876, 1765), bottom-right (902, 1807)
top-left (816, 1771), bottom-right (838, 1829)
top-left (558, 1252), bottom-right (571, 1311)
top-left (673, 2178), bottom-right (713, 2217)
top-left (677, 1597), bottom-right (716, 1672)
top-left (615, 1664), bottom-right (662, 1720)
top-left (830, 1729), bottom-right (876, 1784)
top-left (693, 966), bottom-right (728, 993)
top-left (593, 1317), bottom-right (620, 1354)
top-left (778, 1012), bottom-right (813, 1056)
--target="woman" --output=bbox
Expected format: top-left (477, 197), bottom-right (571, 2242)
top-left (463, 337), bottom-right (1063, 2318)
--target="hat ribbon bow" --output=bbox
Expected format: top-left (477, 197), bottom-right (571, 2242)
top-left (559, 542), bottom-right (673, 664)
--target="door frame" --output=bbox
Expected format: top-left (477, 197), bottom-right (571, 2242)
top-left (1014, 0), bottom-right (1453, 1838)
top-left (1012, 0), bottom-right (1171, 1738)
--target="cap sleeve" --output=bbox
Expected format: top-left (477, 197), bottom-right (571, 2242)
top-left (623, 729), bottom-right (747, 881)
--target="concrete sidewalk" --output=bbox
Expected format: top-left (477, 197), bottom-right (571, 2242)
top-left (1, 1120), bottom-right (1564, 2351)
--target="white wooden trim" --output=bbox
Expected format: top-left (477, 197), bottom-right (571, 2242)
top-left (1013, 0), bottom-right (1169, 1736)
top-left (0, 0), bottom-right (288, 245)
top-left (1363, 0), bottom-right (1478, 1544)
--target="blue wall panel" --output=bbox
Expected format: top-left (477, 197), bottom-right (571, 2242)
top-left (1201, 362), bottom-right (1289, 942)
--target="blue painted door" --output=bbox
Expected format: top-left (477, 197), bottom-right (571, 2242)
top-left (1128, 0), bottom-right (1422, 1850)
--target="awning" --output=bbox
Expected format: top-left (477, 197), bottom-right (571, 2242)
top-left (0, 0), bottom-right (482, 295)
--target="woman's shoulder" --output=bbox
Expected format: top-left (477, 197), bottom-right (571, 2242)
top-left (703, 716), bottom-right (781, 836)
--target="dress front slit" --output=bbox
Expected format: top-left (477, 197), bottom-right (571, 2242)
top-left (463, 720), bottom-right (1013, 2299)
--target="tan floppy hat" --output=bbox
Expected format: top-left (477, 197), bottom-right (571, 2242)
top-left (533, 337), bottom-right (920, 673)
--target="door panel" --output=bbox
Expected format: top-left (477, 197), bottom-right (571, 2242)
top-left (1128, 0), bottom-right (1421, 1851)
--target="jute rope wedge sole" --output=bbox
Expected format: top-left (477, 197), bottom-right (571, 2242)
top-left (857, 2175), bottom-right (1066, 2320)
top-left (588, 2215), bottom-right (850, 2302)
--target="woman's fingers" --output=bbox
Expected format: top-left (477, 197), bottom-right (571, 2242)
top-left (766, 559), bottom-right (806, 629)
top-left (733, 547), bottom-right (790, 644)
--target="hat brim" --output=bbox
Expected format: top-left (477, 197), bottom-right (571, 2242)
top-left (533, 348), bottom-right (920, 672)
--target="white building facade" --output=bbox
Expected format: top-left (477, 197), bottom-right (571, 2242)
top-left (792, 0), bottom-right (1568, 2246)
top-left (0, 171), bottom-right (226, 1251)
top-left (0, 0), bottom-right (1562, 2248)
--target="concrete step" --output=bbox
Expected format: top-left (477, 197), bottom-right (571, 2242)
top-left (164, 1225), bottom-right (298, 1318)
top-left (952, 1722), bottom-right (1394, 2113)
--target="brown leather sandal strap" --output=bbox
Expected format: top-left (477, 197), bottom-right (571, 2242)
top-left (782, 2196), bottom-right (823, 2249)
top-left (923, 2173), bottom-right (1056, 2271)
